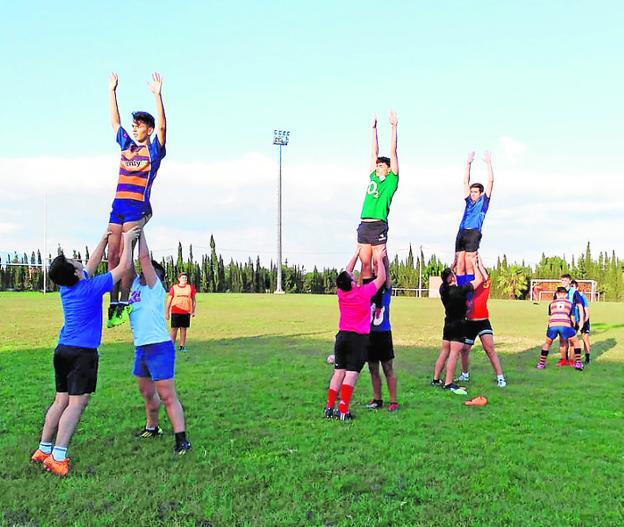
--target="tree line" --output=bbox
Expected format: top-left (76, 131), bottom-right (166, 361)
top-left (1, 238), bottom-right (622, 300)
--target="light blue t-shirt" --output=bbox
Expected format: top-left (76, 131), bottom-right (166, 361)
top-left (370, 286), bottom-right (392, 332)
top-left (58, 271), bottom-right (113, 349)
top-left (459, 194), bottom-right (490, 231)
top-left (128, 276), bottom-right (172, 347)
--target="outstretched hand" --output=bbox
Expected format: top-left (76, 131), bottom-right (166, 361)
top-left (388, 111), bottom-right (398, 126)
top-left (109, 73), bottom-right (118, 92)
top-left (146, 72), bottom-right (163, 95)
top-left (123, 226), bottom-right (142, 243)
top-left (466, 151), bottom-right (476, 164)
top-left (371, 113), bottom-right (377, 128)
top-left (482, 151), bottom-right (492, 164)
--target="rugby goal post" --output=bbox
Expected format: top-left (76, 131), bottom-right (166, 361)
top-left (529, 279), bottom-right (598, 302)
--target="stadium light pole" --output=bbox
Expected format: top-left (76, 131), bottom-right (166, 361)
top-left (273, 130), bottom-right (290, 294)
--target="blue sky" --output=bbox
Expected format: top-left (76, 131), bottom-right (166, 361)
top-left (1, 1), bottom-right (623, 269)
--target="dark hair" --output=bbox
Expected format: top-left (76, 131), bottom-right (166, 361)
top-left (555, 286), bottom-right (567, 295)
top-left (152, 260), bottom-right (166, 280)
top-left (560, 273), bottom-right (571, 280)
top-left (49, 254), bottom-right (79, 287)
top-left (570, 280), bottom-right (578, 287)
top-left (441, 268), bottom-right (453, 285)
top-left (469, 183), bottom-right (484, 193)
top-left (336, 271), bottom-right (353, 292)
top-left (132, 111), bottom-right (155, 129)
top-left (376, 156), bottom-right (391, 167)
top-left (178, 272), bottom-right (188, 279)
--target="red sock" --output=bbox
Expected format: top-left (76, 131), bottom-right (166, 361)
top-left (338, 384), bottom-right (354, 414)
top-left (326, 388), bottom-right (338, 409)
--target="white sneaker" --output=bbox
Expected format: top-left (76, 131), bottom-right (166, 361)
top-left (497, 377), bottom-right (507, 388)
top-left (456, 372), bottom-right (470, 382)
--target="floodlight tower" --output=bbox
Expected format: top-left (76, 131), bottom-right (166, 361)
top-left (273, 130), bottom-right (290, 294)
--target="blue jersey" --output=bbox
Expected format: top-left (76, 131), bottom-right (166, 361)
top-left (58, 271), bottom-right (113, 349)
top-left (566, 287), bottom-right (584, 321)
top-left (128, 276), bottom-right (172, 347)
top-left (459, 193), bottom-right (490, 231)
top-left (573, 290), bottom-right (589, 320)
top-left (370, 286), bottom-right (392, 332)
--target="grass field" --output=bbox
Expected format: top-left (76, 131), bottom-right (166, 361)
top-left (1, 293), bottom-right (623, 527)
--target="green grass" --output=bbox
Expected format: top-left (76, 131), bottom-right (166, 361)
top-left (1, 293), bottom-right (623, 526)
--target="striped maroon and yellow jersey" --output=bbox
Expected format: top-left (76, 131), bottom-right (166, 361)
top-left (114, 127), bottom-right (166, 203)
top-left (547, 298), bottom-right (573, 328)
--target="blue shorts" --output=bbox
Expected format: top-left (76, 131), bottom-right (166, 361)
top-left (133, 340), bottom-right (175, 381)
top-left (546, 326), bottom-right (575, 340)
top-left (109, 198), bottom-right (152, 225)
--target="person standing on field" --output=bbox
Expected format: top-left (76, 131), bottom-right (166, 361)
top-left (166, 272), bottom-right (196, 353)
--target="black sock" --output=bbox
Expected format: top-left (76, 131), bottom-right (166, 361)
top-left (174, 431), bottom-right (187, 445)
top-left (585, 352), bottom-right (590, 360)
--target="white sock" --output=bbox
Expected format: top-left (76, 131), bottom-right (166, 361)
top-left (497, 374), bottom-right (505, 381)
top-left (52, 446), bottom-right (68, 462)
top-left (463, 371), bottom-right (470, 377)
top-left (38, 441), bottom-right (52, 454)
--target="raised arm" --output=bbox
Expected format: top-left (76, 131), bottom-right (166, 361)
top-left (345, 248), bottom-right (360, 274)
top-left (137, 230), bottom-right (159, 288)
top-left (109, 73), bottom-right (121, 133)
top-left (85, 230), bottom-right (112, 276)
top-left (110, 227), bottom-right (141, 283)
top-left (469, 254), bottom-right (484, 290)
top-left (483, 151), bottom-right (494, 198)
top-left (147, 72), bottom-right (166, 146)
top-left (372, 249), bottom-right (387, 290)
top-left (388, 111), bottom-right (399, 175)
top-left (464, 151), bottom-right (475, 197)
top-left (369, 114), bottom-right (379, 172)
top-left (477, 256), bottom-right (489, 281)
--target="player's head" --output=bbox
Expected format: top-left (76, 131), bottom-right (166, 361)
top-left (139, 260), bottom-right (166, 286)
top-left (441, 267), bottom-right (456, 286)
top-left (469, 183), bottom-right (484, 202)
top-left (555, 286), bottom-right (567, 298)
top-left (560, 274), bottom-right (571, 288)
top-left (570, 280), bottom-right (579, 288)
top-left (49, 254), bottom-right (82, 287)
top-left (178, 272), bottom-right (188, 286)
top-left (375, 156), bottom-right (391, 177)
top-left (131, 111), bottom-right (155, 143)
top-left (336, 271), bottom-right (354, 292)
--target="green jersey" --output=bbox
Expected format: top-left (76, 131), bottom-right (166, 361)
top-left (360, 171), bottom-right (399, 221)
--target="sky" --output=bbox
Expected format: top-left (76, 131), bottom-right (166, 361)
top-left (1, 1), bottom-right (623, 271)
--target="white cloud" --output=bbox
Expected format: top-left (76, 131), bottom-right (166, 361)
top-left (1, 148), bottom-right (622, 271)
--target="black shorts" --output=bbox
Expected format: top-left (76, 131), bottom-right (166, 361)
top-left (464, 319), bottom-right (494, 345)
top-left (443, 319), bottom-right (466, 343)
top-left (171, 313), bottom-right (191, 328)
top-left (455, 229), bottom-right (482, 253)
top-left (334, 331), bottom-right (369, 372)
top-left (54, 345), bottom-right (99, 395)
top-left (581, 320), bottom-right (590, 334)
top-left (357, 221), bottom-right (388, 246)
top-left (367, 331), bottom-right (395, 363)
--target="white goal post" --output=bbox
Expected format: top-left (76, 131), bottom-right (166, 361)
top-left (529, 279), bottom-right (598, 302)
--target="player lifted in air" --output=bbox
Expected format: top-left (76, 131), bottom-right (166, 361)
top-left (537, 287), bottom-right (583, 371)
top-left (106, 72), bottom-right (167, 327)
top-left (357, 112), bottom-right (398, 296)
top-left (454, 151), bottom-right (493, 286)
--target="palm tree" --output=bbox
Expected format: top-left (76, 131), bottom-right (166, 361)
top-left (497, 265), bottom-right (529, 299)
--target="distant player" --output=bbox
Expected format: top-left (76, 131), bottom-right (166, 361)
top-left (31, 227), bottom-right (140, 476)
top-left (456, 257), bottom-right (507, 387)
top-left (365, 265), bottom-right (398, 412)
top-left (128, 231), bottom-right (191, 455)
top-left (166, 272), bottom-right (197, 353)
top-left (454, 151), bottom-right (493, 286)
top-left (559, 274), bottom-right (586, 367)
top-left (324, 249), bottom-right (386, 421)
top-left (357, 112), bottom-right (398, 292)
top-left (570, 279), bottom-right (591, 364)
top-left (431, 260), bottom-right (484, 394)
top-left (107, 72), bottom-right (167, 327)
top-left (537, 287), bottom-right (583, 371)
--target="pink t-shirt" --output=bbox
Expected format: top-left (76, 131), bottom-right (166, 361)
top-left (337, 282), bottom-right (378, 334)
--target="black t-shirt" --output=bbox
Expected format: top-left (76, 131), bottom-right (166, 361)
top-left (440, 283), bottom-right (474, 321)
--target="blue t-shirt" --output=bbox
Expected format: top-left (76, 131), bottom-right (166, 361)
top-left (114, 127), bottom-right (166, 204)
top-left (570, 289), bottom-right (588, 320)
top-left (459, 194), bottom-right (490, 231)
top-left (58, 271), bottom-right (113, 349)
top-left (128, 276), bottom-right (172, 347)
top-left (370, 286), bottom-right (392, 332)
